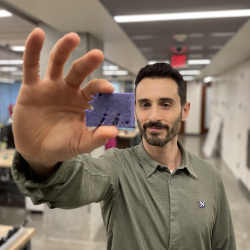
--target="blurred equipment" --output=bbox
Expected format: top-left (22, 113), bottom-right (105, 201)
top-left (0, 124), bottom-right (15, 149)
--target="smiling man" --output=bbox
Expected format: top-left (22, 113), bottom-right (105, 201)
top-left (136, 78), bottom-right (183, 148)
top-left (134, 68), bottom-right (190, 173)
top-left (12, 29), bottom-right (236, 250)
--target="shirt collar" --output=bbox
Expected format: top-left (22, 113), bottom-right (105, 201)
top-left (134, 140), bottom-right (198, 179)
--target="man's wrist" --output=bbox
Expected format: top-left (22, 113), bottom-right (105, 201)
top-left (18, 153), bottom-right (60, 178)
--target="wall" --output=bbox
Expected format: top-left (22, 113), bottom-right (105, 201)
top-left (185, 82), bottom-right (202, 134)
top-left (0, 82), bottom-right (21, 125)
top-left (211, 60), bottom-right (250, 191)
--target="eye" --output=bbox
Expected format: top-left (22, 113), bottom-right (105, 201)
top-left (162, 102), bottom-right (171, 108)
top-left (140, 102), bottom-right (151, 108)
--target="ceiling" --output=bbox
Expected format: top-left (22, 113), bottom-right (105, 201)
top-left (100, 0), bottom-right (250, 73)
top-left (0, 0), bottom-right (250, 82)
top-left (0, 8), bottom-right (35, 82)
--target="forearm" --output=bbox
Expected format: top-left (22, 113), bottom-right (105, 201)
top-left (11, 151), bottom-right (118, 208)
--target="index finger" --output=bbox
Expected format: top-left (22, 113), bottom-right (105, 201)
top-left (23, 28), bottom-right (45, 85)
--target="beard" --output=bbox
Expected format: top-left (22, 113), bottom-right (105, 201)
top-left (137, 113), bottom-right (182, 147)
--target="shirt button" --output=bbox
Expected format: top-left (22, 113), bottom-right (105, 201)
top-left (169, 176), bottom-right (173, 185)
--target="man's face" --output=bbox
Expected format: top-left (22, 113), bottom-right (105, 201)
top-left (135, 77), bottom-right (189, 147)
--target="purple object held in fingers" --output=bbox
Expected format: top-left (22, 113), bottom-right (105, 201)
top-left (86, 93), bottom-right (135, 128)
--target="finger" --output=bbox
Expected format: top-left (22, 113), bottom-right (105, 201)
top-left (65, 49), bottom-right (104, 88)
top-left (46, 32), bottom-right (80, 80)
top-left (89, 126), bottom-right (119, 150)
top-left (81, 79), bottom-right (114, 101)
top-left (23, 28), bottom-right (45, 85)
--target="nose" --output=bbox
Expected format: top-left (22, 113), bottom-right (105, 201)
top-left (148, 106), bottom-right (160, 121)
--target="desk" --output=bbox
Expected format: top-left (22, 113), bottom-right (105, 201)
top-left (0, 150), bottom-right (14, 168)
top-left (0, 150), bottom-right (24, 207)
top-left (0, 225), bottom-right (35, 250)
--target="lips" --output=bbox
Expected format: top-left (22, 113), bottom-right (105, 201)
top-left (147, 127), bottom-right (164, 132)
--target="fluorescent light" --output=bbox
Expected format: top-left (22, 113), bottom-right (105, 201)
top-left (114, 9), bottom-right (250, 23)
top-left (0, 78), bottom-right (14, 84)
top-left (132, 35), bottom-right (154, 40)
top-left (189, 54), bottom-right (203, 59)
top-left (0, 67), bottom-right (18, 72)
top-left (103, 70), bottom-right (128, 76)
top-left (211, 32), bottom-right (235, 37)
top-left (183, 76), bottom-right (195, 81)
top-left (203, 76), bottom-right (214, 83)
top-left (189, 45), bottom-right (203, 51)
top-left (180, 70), bottom-right (200, 75)
top-left (12, 71), bottom-right (23, 76)
top-left (0, 10), bottom-right (12, 18)
top-left (0, 60), bottom-right (23, 65)
top-left (103, 65), bottom-right (119, 70)
top-left (189, 33), bottom-right (204, 38)
top-left (11, 46), bottom-right (25, 52)
top-left (148, 60), bottom-right (170, 65)
top-left (148, 61), bottom-right (157, 65)
top-left (188, 59), bottom-right (211, 65)
top-left (210, 45), bottom-right (223, 50)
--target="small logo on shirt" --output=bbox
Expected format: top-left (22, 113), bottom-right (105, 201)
top-left (199, 201), bottom-right (206, 208)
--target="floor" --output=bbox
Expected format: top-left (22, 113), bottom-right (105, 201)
top-left (0, 135), bottom-right (250, 250)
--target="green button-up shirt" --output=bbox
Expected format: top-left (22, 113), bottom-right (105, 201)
top-left (12, 142), bottom-right (236, 250)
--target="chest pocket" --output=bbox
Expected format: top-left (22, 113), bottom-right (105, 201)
top-left (177, 188), bottom-right (216, 237)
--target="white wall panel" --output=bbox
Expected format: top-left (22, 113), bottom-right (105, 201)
top-left (211, 60), bottom-right (250, 190)
top-left (185, 82), bottom-right (202, 134)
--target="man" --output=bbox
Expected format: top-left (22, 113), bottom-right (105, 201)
top-left (12, 28), bottom-right (236, 250)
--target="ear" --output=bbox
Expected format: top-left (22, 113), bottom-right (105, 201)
top-left (181, 102), bottom-right (190, 121)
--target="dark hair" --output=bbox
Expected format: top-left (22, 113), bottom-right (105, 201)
top-left (134, 63), bottom-right (187, 106)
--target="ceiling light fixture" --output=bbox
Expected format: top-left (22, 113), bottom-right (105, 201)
top-left (0, 9), bottom-right (12, 18)
top-left (0, 60), bottom-right (23, 65)
top-left (188, 59), bottom-right (211, 65)
top-left (148, 60), bottom-right (170, 65)
top-left (211, 32), bottom-right (235, 37)
top-left (0, 78), bottom-right (14, 84)
top-left (203, 76), bottom-right (215, 83)
top-left (103, 70), bottom-right (128, 76)
top-left (0, 67), bottom-right (18, 72)
top-left (189, 54), bottom-right (203, 59)
top-left (114, 9), bottom-right (250, 23)
top-left (103, 65), bottom-right (119, 70)
top-left (12, 71), bottom-right (23, 76)
top-left (11, 46), bottom-right (25, 52)
top-left (183, 76), bottom-right (195, 81)
top-left (189, 33), bottom-right (204, 38)
top-left (180, 70), bottom-right (201, 75)
top-left (189, 45), bottom-right (203, 51)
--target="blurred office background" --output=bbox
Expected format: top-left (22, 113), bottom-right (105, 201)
top-left (0, 0), bottom-right (250, 249)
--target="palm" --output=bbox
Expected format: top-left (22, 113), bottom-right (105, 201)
top-left (13, 28), bottom-right (118, 166)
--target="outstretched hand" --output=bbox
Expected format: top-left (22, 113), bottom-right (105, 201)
top-left (13, 28), bottom-right (118, 168)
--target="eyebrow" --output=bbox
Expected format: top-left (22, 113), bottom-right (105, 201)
top-left (137, 97), bottom-right (175, 103)
top-left (137, 98), bottom-right (150, 104)
top-left (158, 98), bottom-right (175, 103)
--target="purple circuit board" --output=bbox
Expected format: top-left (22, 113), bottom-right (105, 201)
top-left (86, 93), bottom-right (135, 128)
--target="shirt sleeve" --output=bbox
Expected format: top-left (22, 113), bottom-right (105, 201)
top-left (11, 149), bottom-right (120, 209)
top-left (211, 176), bottom-right (236, 250)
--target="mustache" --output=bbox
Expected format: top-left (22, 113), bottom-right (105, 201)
top-left (143, 121), bottom-right (169, 130)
